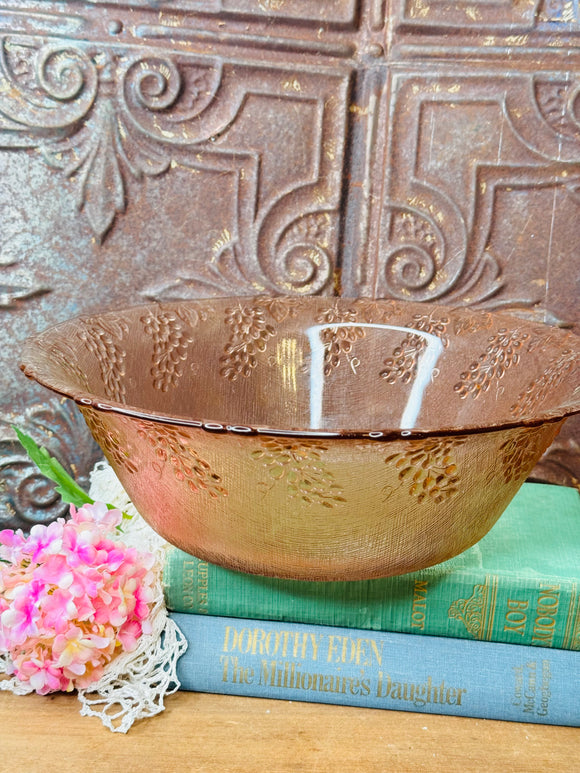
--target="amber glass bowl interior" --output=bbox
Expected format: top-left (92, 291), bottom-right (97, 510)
top-left (20, 297), bottom-right (580, 580)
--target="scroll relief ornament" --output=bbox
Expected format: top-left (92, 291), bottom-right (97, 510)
top-left (382, 200), bottom-right (503, 310)
top-left (0, 37), bottom-right (340, 297)
top-left (0, 400), bottom-right (102, 531)
top-left (0, 37), bottom-right (222, 240)
top-left (379, 72), bottom-right (580, 319)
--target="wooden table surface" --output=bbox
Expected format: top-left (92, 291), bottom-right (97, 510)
top-left (1, 690), bottom-right (578, 773)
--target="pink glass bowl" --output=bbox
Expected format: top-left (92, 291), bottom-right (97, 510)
top-left (20, 296), bottom-right (580, 580)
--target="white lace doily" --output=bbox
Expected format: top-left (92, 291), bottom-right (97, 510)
top-left (0, 461), bottom-right (188, 734)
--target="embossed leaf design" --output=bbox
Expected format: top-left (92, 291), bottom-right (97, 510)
top-left (220, 303), bottom-right (277, 381)
top-left (0, 260), bottom-right (50, 308)
top-left (257, 296), bottom-right (301, 323)
top-left (82, 409), bottom-right (139, 476)
top-left (75, 100), bottom-right (125, 240)
top-left (380, 312), bottom-right (449, 385)
top-left (0, 282), bottom-right (49, 308)
top-left (42, 98), bottom-right (170, 240)
top-left (385, 437), bottom-right (466, 504)
top-left (77, 316), bottom-right (129, 404)
top-left (510, 350), bottom-right (578, 419)
top-left (315, 302), bottom-right (365, 376)
top-left (141, 306), bottom-right (210, 392)
top-left (137, 423), bottom-right (228, 499)
top-left (454, 328), bottom-right (530, 400)
top-left (495, 426), bottom-right (554, 484)
top-left (251, 437), bottom-right (346, 508)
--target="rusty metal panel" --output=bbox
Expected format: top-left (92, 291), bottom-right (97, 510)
top-left (353, 67), bottom-right (580, 318)
top-left (0, 0), bottom-right (578, 530)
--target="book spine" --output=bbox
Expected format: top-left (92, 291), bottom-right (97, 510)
top-left (171, 612), bottom-right (580, 726)
top-left (163, 551), bottom-right (580, 651)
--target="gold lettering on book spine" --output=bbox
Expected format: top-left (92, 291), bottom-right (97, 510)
top-left (196, 560), bottom-right (209, 615)
top-left (448, 581), bottom-right (497, 640)
top-left (562, 585), bottom-right (580, 651)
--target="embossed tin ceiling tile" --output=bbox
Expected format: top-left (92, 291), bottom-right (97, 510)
top-left (357, 67), bottom-right (580, 325)
top-left (73, 0), bottom-right (361, 25)
top-left (392, 0), bottom-right (540, 34)
top-left (220, 0), bottom-right (360, 25)
top-left (390, 0), bottom-right (580, 36)
top-left (0, 36), bottom-right (350, 289)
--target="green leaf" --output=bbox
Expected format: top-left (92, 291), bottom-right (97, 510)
top-left (12, 425), bottom-right (133, 529)
top-left (12, 425), bottom-right (95, 509)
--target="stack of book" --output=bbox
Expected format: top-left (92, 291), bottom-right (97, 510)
top-left (164, 482), bottom-right (580, 726)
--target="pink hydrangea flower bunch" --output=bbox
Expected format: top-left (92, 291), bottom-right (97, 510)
top-left (0, 502), bottom-right (156, 695)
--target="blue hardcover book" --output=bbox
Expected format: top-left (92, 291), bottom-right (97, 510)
top-left (171, 612), bottom-right (579, 726)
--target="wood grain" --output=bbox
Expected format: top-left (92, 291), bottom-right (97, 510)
top-left (1, 690), bottom-right (578, 773)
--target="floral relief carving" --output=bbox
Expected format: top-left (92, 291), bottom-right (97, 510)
top-left (379, 188), bottom-right (504, 308)
top-left (385, 436), bottom-right (466, 504)
top-left (380, 312), bottom-right (449, 385)
top-left (251, 436), bottom-right (346, 508)
top-left (454, 329), bottom-right (531, 400)
top-left (315, 301), bottom-right (365, 376)
top-left (382, 205), bottom-right (446, 301)
top-left (220, 302), bottom-right (277, 381)
top-left (141, 305), bottom-right (211, 392)
top-left (386, 208), bottom-right (442, 294)
top-left (0, 39), bottom-right (98, 134)
top-left (0, 37), bottom-right (223, 240)
top-left (77, 316), bottom-right (129, 404)
top-left (267, 211), bottom-right (338, 296)
top-left (137, 422), bottom-right (228, 499)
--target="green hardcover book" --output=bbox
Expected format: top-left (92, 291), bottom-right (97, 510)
top-left (163, 482), bottom-right (580, 650)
